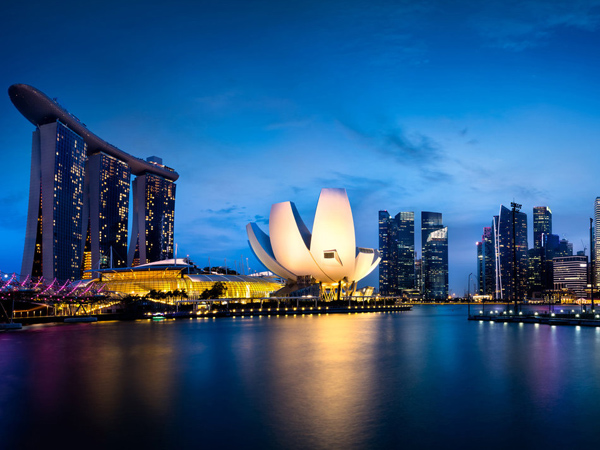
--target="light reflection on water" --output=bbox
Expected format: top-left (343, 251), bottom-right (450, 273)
top-left (2, 306), bottom-right (600, 449)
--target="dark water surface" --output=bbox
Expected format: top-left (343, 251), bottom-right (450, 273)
top-left (2, 305), bottom-right (600, 449)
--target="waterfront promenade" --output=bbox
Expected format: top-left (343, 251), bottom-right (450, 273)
top-left (469, 307), bottom-right (600, 327)
top-left (2, 301), bottom-right (412, 327)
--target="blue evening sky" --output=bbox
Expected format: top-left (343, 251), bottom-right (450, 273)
top-left (1, 0), bottom-right (600, 294)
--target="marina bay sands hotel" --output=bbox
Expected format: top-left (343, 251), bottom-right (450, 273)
top-left (9, 84), bottom-right (179, 282)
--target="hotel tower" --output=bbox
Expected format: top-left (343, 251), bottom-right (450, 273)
top-left (9, 84), bottom-right (179, 281)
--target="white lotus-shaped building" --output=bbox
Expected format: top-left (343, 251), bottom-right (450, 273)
top-left (246, 189), bottom-right (380, 289)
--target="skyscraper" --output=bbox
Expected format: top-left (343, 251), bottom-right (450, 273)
top-left (21, 121), bottom-right (87, 281)
top-left (533, 207), bottom-right (552, 249)
top-left (129, 169), bottom-right (177, 266)
top-left (476, 227), bottom-right (494, 296)
top-left (590, 197), bottom-right (600, 286)
top-left (87, 153), bottom-right (131, 270)
top-left (493, 205), bottom-right (528, 300)
top-left (482, 227), bottom-right (494, 296)
top-left (477, 241), bottom-right (483, 294)
top-left (378, 211), bottom-right (393, 295)
top-left (421, 212), bottom-right (448, 300)
top-left (10, 84), bottom-right (179, 281)
top-left (378, 211), bottom-right (415, 295)
top-left (529, 206), bottom-right (552, 296)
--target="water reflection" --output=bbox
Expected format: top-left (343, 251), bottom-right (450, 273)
top-left (3, 307), bottom-right (600, 449)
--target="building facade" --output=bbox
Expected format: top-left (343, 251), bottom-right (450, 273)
top-left (553, 255), bottom-right (588, 299)
top-left (21, 121), bottom-right (87, 281)
top-left (128, 170), bottom-right (177, 267)
top-left (493, 205), bottom-right (528, 301)
top-left (476, 227), bottom-right (494, 295)
top-left (482, 227), bottom-right (494, 296)
top-left (595, 197), bottom-right (600, 287)
top-left (533, 206), bottom-right (552, 249)
top-left (87, 152), bottom-right (131, 271)
top-left (529, 206), bottom-right (552, 295)
top-left (378, 211), bottom-right (393, 295)
top-left (378, 211), bottom-right (415, 296)
top-left (421, 212), bottom-right (448, 300)
top-left (10, 84), bottom-right (179, 281)
top-left (89, 260), bottom-right (284, 300)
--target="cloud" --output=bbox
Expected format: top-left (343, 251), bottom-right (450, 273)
top-left (253, 214), bottom-right (268, 225)
top-left (383, 130), bottom-right (443, 164)
top-left (265, 118), bottom-right (314, 131)
top-left (471, 0), bottom-right (600, 50)
top-left (512, 184), bottom-right (550, 200)
top-left (204, 205), bottom-right (246, 215)
top-left (339, 121), bottom-right (453, 183)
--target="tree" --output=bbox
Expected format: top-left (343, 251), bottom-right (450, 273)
top-left (200, 282), bottom-right (227, 299)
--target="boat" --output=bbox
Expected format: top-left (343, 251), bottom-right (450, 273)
top-left (0, 295), bottom-right (23, 330)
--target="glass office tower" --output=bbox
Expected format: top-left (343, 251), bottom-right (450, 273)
top-left (395, 212), bottom-right (415, 292)
top-left (494, 205), bottom-right (528, 301)
top-left (423, 227), bottom-right (448, 300)
top-left (482, 227), bottom-right (494, 295)
top-left (529, 206), bottom-right (552, 295)
top-left (378, 211), bottom-right (415, 295)
top-left (378, 211), bottom-right (393, 295)
top-left (533, 206), bottom-right (552, 249)
top-left (421, 212), bottom-right (448, 300)
top-left (595, 197), bottom-right (600, 286)
top-left (477, 241), bottom-right (483, 294)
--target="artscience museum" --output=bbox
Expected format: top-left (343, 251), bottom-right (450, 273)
top-left (246, 188), bottom-right (380, 299)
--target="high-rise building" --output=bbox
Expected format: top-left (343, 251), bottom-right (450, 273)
top-left (87, 153), bottom-right (131, 270)
top-left (477, 241), bottom-right (483, 294)
top-left (378, 211), bottom-right (415, 295)
top-left (10, 84), bottom-right (179, 281)
top-left (553, 255), bottom-right (588, 299)
top-left (129, 169), bottom-right (177, 266)
top-left (378, 211), bottom-right (393, 294)
top-left (595, 198), bottom-right (600, 287)
top-left (476, 227), bottom-right (494, 295)
top-left (533, 207), bottom-right (552, 249)
top-left (421, 212), bottom-right (448, 300)
top-left (482, 227), bottom-right (494, 296)
top-left (395, 212), bottom-right (415, 292)
top-left (21, 121), bottom-right (87, 282)
top-left (529, 206), bottom-right (552, 296)
top-left (493, 205), bottom-right (528, 301)
top-left (414, 258), bottom-right (423, 293)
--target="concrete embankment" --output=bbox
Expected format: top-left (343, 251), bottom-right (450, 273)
top-left (469, 313), bottom-right (600, 327)
top-left (4, 305), bottom-right (412, 327)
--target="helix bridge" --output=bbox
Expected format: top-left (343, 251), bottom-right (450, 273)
top-left (0, 271), bottom-right (117, 320)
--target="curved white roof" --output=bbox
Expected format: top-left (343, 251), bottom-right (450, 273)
top-left (247, 188), bottom-right (380, 285)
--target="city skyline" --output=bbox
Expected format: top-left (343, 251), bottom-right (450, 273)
top-left (2, 1), bottom-right (600, 293)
